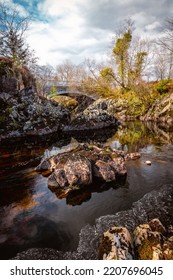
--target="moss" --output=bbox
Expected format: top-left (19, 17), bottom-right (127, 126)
top-left (51, 96), bottom-right (78, 111)
top-left (155, 79), bottom-right (170, 94)
top-left (69, 185), bottom-right (80, 191)
top-left (87, 145), bottom-right (93, 150)
top-left (66, 99), bottom-right (78, 110)
top-left (11, 121), bottom-right (20, 130)
top-left (0, 115), bottom-right (6, 123)
top-left (5, 107), bottom-right (13, 115)
top-left (104, 147), bottom-right (111, 152)
top-left (137, 235), bottom-right (161, 260)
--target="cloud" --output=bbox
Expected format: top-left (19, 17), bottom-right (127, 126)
top-left (5, 0), bottom-right (173, 66)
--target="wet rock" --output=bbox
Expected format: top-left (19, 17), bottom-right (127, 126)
top-left (35, 158), bottom-right (51, 172)
top-left (48, 169), bottom-right (69, 189)
top-left (36, 144), bottom-right (142, 197)
top-left (109, 157), bottom-right (127, 176)
top-left (36, 144), bottom-right (129, 195)
top-left (48, 154), bottom-right (93, 189)
top-left (12, 248), bottom-right (65, 260)
top-left (64, 154), bottom-right (92, 186)
top-left (125, 152), bottom-right (141, 160)
top-left (12, 185), bottom-right (173, 260)
top-left (94, 160), bottom-right (116, 182)
top-left (54, 169), bottom-right (68, 188)
top-left (145, 160), bottom-right (151, 165)
top-left (99, 227), bottom-right (134, 260)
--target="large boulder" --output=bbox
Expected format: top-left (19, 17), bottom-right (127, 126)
top-left (12, 185), bottom-right (173, 260)
top-left (64, 154), bottom-right (92, 186)
top-left (133, 218), bottom-right (173, 260)
top-left (133, 219), bottom-right (164, 260)
top-left (99, 218), bottom-right (173, 260)
top-left (0, 88), bottom-right (70, 139)
top-left (141, 93), bottom-right (173, 124)
top-left (0, 57), bottom-right (70, 139)
top-left (36, 143), bottom-right (140, 197)
top-left (0, 56), bottom-right (36, 93)
top-left (48, 154), bottom-right (92, 189)
top-left (63, 98), bottom-right (119, 131)
top-left (98, 226), bottom-right (134, 260)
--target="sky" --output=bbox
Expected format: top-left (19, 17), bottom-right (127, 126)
top-left (1, 0), bottom-right (173, 66)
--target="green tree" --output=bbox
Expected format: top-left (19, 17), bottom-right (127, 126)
top-left (112, 30), bottom-right (132, 89)
top-left (100, 67), bottom-right (115, 82)
top-left (128, 51), bottom-right (147, 86)
top-left (109, 22), bottom-right (149, 92)
top-left (0, 1), bottom-right (32, 65)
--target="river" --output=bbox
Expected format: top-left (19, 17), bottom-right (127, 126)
top-left (0, 121), bottom-right (173, 259)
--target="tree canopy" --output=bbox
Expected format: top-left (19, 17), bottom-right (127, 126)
top-left (0, 1), bottom-right (33, 65)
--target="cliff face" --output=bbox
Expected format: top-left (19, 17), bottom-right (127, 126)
top-left (0, 57), bottom-right (70, 140)
top-left (0, 56), bottom-right (36, 93)
top-left (141, 93), bottom-right (173, 124)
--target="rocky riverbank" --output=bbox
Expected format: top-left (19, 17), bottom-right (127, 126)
top-left (141, 92), bottom-right (173, 124)
top-left (1, 56), bottom-right (173, 142)
top-left (99, 218), bottom-right (173, 260)
top-left (12, 184), bottom-right (173, 260)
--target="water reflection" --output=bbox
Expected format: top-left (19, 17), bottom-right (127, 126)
top-left (0, 121), bottom-right (173, 259)
top-left (50, 177), bottom-right (127, 206)
top-left (106, 121), bottom-right (173, 152)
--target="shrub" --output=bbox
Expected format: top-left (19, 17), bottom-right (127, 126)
top-left (49, 85), bottom-right (57, 97)
top-left (155, 79), bottom-right (170, 94)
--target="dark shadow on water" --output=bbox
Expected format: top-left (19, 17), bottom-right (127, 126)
top-left (63, 127), bottom-right (118, 144)
top-left (0, 216), bottom-right (72, 260)
top-left (50, 176), bottom-right (127, 206)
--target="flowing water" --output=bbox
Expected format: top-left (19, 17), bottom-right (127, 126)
top-left (0, 121), bottom-right (173, 259)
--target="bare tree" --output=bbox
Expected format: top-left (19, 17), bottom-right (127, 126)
top-left (32, 64), bottom-right (55, 96)
top-left (55, 60), bottom-right (87, 91)
top-left (158, 17), bottom-right (173, 52)
top-left (153, 46), bottom-right (173, 80)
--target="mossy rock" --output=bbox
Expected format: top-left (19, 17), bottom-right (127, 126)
top-left (137, 234), bottom-right (163, 260)
top-left (50, 96), bottom-right (78, 111)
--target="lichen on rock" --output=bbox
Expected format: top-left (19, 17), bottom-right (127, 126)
top-left (99, 227), bottom-right (134, 260)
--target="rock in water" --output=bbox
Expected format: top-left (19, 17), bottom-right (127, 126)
top-left (94, 160), bottom-right (116, 182)
top-left (145, 160), bottom-right (151, 165)
top-left (99, 227), bottom-right (134, 260)
top-left (12, 185), bottom-right (173, 260)
top-left (64, 154), bottom-right (92, 186)
top-left (36, 144), bottom-right (129, 196)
